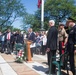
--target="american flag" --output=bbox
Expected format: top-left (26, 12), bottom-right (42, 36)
top-left (38, 0), bottom-right (42, 8)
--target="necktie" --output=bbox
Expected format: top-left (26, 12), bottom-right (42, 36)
top-left (8, 33), bottom-right (10, 40)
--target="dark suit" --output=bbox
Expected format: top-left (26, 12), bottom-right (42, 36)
top-left (5, 32), bottom-right (12, 54)
top-left (28, 32), bottom-right (35, 42)
top-left (27, 32), bottom-right (35, 57)
top-left (10, 34), bottom-right (16, 52)
top-left (15, 34), bottom-right (24, 44)
top-left (47, 26), bottom-right (58, 74)
top-left (1, 34), bottom-right (6, 53)
top-left (67, 25), bottom-right (76, 75)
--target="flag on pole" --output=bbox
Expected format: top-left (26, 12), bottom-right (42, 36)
top-left (38, 0), bottom-right (42, 8)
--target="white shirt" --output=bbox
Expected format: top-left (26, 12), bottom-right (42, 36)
top-left (43, 35), bottom-right (47, 45)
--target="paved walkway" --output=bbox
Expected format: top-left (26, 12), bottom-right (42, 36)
top-left (0, 67), bottom-right (3, 75)
top-left (0, 53), bottom-right (75, 75)
top-left (0, 55), bottom-right (17, 75)
top-left (0, 53), bottom-right (48, 75)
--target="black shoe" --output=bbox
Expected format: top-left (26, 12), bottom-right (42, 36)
top-left (61, 66), bottom-right (65, 69)
top-left (1, 51), bottom-right (4, 53)
top-left (6, 52), bottom-right (11, 54)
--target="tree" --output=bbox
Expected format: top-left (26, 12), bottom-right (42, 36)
top-left (44, 0), bottom-right (76, 25)
top-left (21, 12), bottom-right (41, 31)
top-left (12, 27), bottom-right (21, 32)
top-left (0, 0), bottom-right (26, 30)
top-left (22, 0), bottom-right (76, 31)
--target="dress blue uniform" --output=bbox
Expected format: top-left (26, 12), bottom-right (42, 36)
top-left (67, 17), bottom-right (76, 75)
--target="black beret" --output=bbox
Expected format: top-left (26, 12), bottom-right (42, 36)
top-left (67, 17), bottom-right (76, 22)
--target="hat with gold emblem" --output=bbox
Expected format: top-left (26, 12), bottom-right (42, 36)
top-left (67, 17), bottom-right (76, 22)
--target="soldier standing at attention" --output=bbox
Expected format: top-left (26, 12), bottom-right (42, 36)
top-left (66, 17), bottom-right (76, 75)
top-left (58, 23), bottom-right (68, 55)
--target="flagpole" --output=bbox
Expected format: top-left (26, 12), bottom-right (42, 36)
top-left (41, 0), bottom-right (44, 30)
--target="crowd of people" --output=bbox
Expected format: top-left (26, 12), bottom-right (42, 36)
top-left (24, 17), bottom-right (76, 74)
top-left (0, 28), bottom-right (47, 55)
top-left (0, 17), bottom-right (76, 75)
top-left (46, 17), bottom-right (76, 75)
top-left (0, 29), bottom-right (24, 54)
top-left (25, 28), bottom-right (47, 57)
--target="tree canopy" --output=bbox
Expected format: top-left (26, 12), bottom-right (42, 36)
top-left (44, 0), bottom-right (76, 24)
top-left (22, 0), bottom-right (76, 31)
top-left (0, 0), bottom-right (26, 31)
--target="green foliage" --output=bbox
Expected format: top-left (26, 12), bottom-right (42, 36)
top-left (22, 9), bottom-right (42, 31)
top-left (0, 0), bottom-right (26, 30)
top-left (22, 0), bottom-right (76, 31)
top-left (21, 12), bottom-right (41, 31)
top-left (12, 27), bottom-right (21, 32)
top-left (44, 0), bottom-right (76, 25)
top-left (0, 25), bottom-right (21, 32)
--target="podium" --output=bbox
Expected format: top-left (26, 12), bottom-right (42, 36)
top-left (26, 41), bottom-right (32, 61)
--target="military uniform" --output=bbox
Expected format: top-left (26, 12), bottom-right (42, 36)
top-left (58, 26), bottom-right (68, 55)
top-left (67, 25), bottom-right (76, 75)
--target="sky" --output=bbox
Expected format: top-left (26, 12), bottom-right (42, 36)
top-left (12, 0), bottom-right (38, 29)
top-left (21, 0), bottom-right (38, 14)
top-left (12, 0), bottom-right (76, 29)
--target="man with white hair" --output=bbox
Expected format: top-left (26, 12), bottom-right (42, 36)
top-left (49, 20), bottom-right (55, 26)
top-left (46, 20), bottom-right (58, 74)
